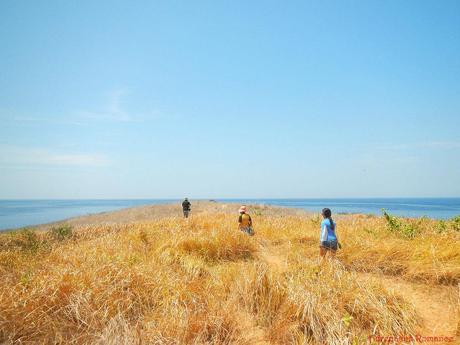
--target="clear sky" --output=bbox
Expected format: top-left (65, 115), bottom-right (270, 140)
top-left (1, 0), bottom-right (459, 199)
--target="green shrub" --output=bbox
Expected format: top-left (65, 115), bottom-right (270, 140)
top-left (434, 216), bottom-right (460, 233)
top-left (401, 223), bottom-right (418, 239)
top-left (50, 224), bottom-right (73, 241)
top-left (382, 209), bottom-right (401, 231)
top-left (9, 229), bottom-right (42, 253)
top-left (382, 210), bottom-right (419, 239)
top-left (435, 220), bottom-right (447, 234)
top-left (450, 215), bottom-right (460, 232)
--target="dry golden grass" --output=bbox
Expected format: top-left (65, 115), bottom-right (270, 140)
top-left (0, 208), bottom-right (458, 344)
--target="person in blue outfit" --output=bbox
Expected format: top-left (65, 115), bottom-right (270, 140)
top-left (319, 208), bottom-right (339, 258)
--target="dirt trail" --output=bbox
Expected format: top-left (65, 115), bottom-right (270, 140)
top-left (256, 240), bottom-right (289, 274)
top-left (358, 272), bottom-right (459, 339)
top-left (247, 241), bottom-right (288, 344)
top-left (234, 310), bottom-right (271, 345)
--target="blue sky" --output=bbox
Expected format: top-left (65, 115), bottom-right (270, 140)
top-left (1, 0), bottom-right (459, 198)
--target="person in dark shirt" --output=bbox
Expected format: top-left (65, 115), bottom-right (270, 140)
top-left (182, 198), bottom-right (191, 218)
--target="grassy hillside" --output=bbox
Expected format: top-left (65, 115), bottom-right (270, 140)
top-left (1, 206), bottom-right (459, 344)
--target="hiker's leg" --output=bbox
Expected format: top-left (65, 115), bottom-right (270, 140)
top-left (329, 241), bottom-right (338, 257)
top-left (318, 246), bottom-right (327, 267)
top-left (243, 227), bottom-right (254, 236)
top-left (319, 246), bottom-right (327, 258)
top-left (241, 227), bottom-right (250, 235)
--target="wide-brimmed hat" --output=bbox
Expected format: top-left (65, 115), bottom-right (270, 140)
top-left (239, 205), bottom-right (247, 213)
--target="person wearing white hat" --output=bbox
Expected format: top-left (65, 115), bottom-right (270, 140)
top-left (238, 205), bottom-right (254, 236)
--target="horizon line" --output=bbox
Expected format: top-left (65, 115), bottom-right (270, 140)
top-left (1, 196), bottom-right (460, 201)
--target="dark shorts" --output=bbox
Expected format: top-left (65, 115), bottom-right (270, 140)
top-left (240, 227), bottom-right (254, 236)
top-left (320, 240), bottom-right (338, 251)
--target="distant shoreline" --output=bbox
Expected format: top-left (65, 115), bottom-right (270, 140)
top-left (1, 198), bottom-right (459, 232)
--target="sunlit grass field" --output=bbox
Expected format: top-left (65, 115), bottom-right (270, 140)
top-left (1, 207), bottom-right (459, 344)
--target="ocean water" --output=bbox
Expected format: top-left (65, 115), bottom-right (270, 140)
top-left (0, 198), bottom-right (459, 231)
top-left (224, 198), bottom-right (460, 220)
top-left (0, 199), bottom-right (176, 231)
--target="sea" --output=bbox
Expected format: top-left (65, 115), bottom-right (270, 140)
top-left (0, 198), bottom-right (459, 231)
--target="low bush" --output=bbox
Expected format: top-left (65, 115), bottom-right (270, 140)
top-left (382, 209), bottom-right (419, 239)
top-left (50, 224), bottom-right (73, 241)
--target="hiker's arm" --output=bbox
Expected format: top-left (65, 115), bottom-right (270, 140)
top-left (248, 215), bottom-right (252, 226)
top-left (320, 225), bottom-right (328, 242)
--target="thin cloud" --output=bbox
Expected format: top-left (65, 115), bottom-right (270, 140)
top-left (76, 88), bottom-right (135, 122)
top-left (375, 141), bottom-right (460, 151)
top-left (0, 145), bottom-right (109, 167)
top-left (421, 141), bottom-right (460, 149)
top-left (2, 88), bottom-right (162, 125)
top-left (0, 107), bottom-right (89, 126)
top-left (11, 116), bottom-right (89, 126)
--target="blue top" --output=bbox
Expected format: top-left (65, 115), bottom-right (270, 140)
top-left (320, 218), bottom-right (337, 242)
